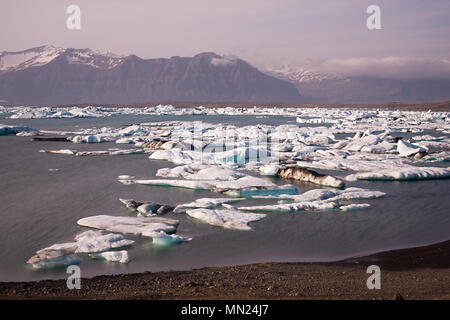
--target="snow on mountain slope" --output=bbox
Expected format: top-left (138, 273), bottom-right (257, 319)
top-left (264, 65), bottom-right (339, 83)
top-left (0, 45), bottom-right (124, 71)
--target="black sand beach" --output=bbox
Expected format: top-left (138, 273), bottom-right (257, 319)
top-left (1, 240), bottom-right (449, 300)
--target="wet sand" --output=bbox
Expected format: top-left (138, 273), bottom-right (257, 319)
top-left (1, 240), bottom-right (449, 300)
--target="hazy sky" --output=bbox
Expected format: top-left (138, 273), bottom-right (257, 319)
top-left (1, 0), bottom-right (449, 77)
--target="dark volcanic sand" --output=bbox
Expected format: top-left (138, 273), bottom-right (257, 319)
top-left (1, 240), bottom-right (449, 300)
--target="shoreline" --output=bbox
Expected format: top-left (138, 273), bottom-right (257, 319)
top-left (21, 99), bottom-right (450, 111)
top-left (1, 240), bottom-right (449, 300)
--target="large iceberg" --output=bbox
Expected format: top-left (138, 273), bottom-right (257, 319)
top-left (77, 215), bottom-right (179, 237)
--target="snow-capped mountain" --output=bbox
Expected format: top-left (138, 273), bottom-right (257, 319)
top-left (0, 45), bottom-right (124, 72)
top-left (0, 46), bottom-right (301, 105)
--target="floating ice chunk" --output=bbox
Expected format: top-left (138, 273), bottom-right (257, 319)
top-left (149, 149), bottom-right (192, 164)
top-left (71, 135), bottom-right (104, 143)
top-left (28, 255), bottom-right (81, 269)
top-left (173, 198), bottom-right (245, 213)
top-left (77, 215), bottom-right (179, 236)
top-left (345, 166), bottom-right (450, 181)
top-left (411, 135), bottom-right (447, 142)
top-left (277, 167), bottom-right (344, 188)
top-left (304, 134), bottom-right (334, 146)
top-left (148, 231), bottom-right (192, 246)
top-left (239, 200), bottom-right (338, 213)
top-left (259, 164), bottom-right (280, 176)
top-left (26, 230), bottom-right (135, 268)
top-left (0, 124), bottom-right (38, 136)
top-left (156, 163), bottom-right (209, 178)
top-left (361, 141), bottom-right (396, 153)
top-left (39, 149), bottom-right (77, 155)
top-left (27, 243), bottom-right (78, 267)
top-left (115, 138), bottom-right (136, 144)
top-left (288, 189), bottom-right (337, 202)
top-left (89, 250), bottom-right (130, 263)
top-left (327, 187), bottom-right (385, 201)
top-left (340, 203), bottom-right (371, 211)
top-left (343, 135), bottom-right (381, 152)
top-left (132, 202), bottom-right (174, 216)
top-left (185, 208), bottom-right (265, 230)
top-left (397, 140), bottom-right (426, 158)
top-left (213, 175), bottom-right (276, 191)
top-left (118, 175), bottom-right (135, 180)
top-left (135, 179), bottom-right (213, 190)
top-left (223, 184), bottom-right (298, 197)
top-left (74, 230), bottom-right (134, 253)
top-left (213, 146), bottom-right (273, 164)
top-left (186, 166), bottom-right (244, 181)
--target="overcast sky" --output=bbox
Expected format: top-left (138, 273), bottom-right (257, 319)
top-left (1, 0), bottom-right (449, 78)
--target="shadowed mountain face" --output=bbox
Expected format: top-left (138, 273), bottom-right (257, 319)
top-left (0, 47), bottom-right (302, 105)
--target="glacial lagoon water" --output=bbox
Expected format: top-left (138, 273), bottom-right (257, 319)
top-left (0, 114), bottom-right (449, 281)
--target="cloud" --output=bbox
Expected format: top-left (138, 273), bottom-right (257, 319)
top-left (314, 57), bottom-right (450, 80)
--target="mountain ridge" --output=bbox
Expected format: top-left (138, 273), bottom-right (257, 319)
top-left (0, 46), bottom-right (302, 105)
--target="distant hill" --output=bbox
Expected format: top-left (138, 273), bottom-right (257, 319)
top-left (0, 46), bottom-right (302, 105)
top-left (266, 66), bottom-right (450, 104)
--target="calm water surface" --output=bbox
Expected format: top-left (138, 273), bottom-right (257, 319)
top-left (0, 114), bottom-right (449, 281)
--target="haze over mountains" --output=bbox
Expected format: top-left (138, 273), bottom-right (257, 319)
top-left (265, 66), bottom-right (450, 104)
top-left (0, 45), bottom-right (449, 106)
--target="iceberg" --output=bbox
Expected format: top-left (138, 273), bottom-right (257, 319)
top-left (346, 166), bottom-right (450, 181)
top-left (149, 231), bottom-right (192, 246)
top-left (277, 167), bottom-right (344, 188)
top-left (397, 140), bottom-right (427, 158)
top-left (70, 135), bottom-right (104, 143)
top-left (340, 203), bottom-right (371, 211)
top-left (185, 208), bottom-right (265, 230)
top-left (77, 215), bottom-right (179, 236)
top-left (74, 230), bottom-right (134, 253)
top-left (0, 124), bottom-right (39, 136)
top-left (173, 197), bottom-right (245, 213)
top-left (239, 200), bottom-right (338, 213)
top-left (26, 230), bottom-right (134, 268)
top-left (89, 250), bottom-right (130, 263)
top-left (259, 164), bottom-right (280, 176)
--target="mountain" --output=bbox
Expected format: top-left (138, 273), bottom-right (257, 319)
top-left (266, 66), bottom-right (450, 104)
top-left (0, 46), bottom-right (302, 105)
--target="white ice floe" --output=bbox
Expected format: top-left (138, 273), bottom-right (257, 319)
top-left (39, 149), bottom-right (77, 155)
top-left (77, 215), bottom-right (179, 237)
top-left (26, 230), bottom-right (134, 268)
top-left (397, 140), bottom-right (426, 158)
top-left (185, 208), bottom-right (266, 230)
top-left (70, 135), bottom-right (104, 143)
top-left (74, 230), bottom-right (134, 253)
top-left (239, 200), bottom-right (338, 213)
top-left (223, 184), bottom-right (298, 197)
top-left (259, 164), bottom-right (280, 176)
top-left (89, 250), bottom-right (130, 263)
top-left (346, 166), bottom-right (450, 181)
top-left (339, 203), bottom-right (371, 211)
top-left (133, 179), bottom-right (213, 190)
top-left (0, 124), bottom-right (39, 136)
top-left (173, 198), bottom-right (245, 213)
top-left (255, 187), bottom-right (385, 202)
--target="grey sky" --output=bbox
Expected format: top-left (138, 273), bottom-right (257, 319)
top-left (1, 0), bottom-right (449, 77)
